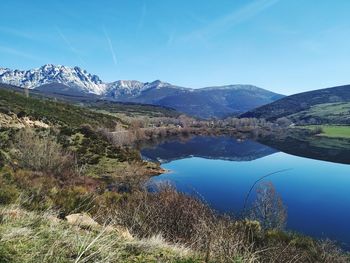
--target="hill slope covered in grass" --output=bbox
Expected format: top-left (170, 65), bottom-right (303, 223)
top-left (0, 87), bottom-right (119, 129)
top-left (241, 85), bottom-right (350, 124)
top-left (0, 84), bottom-right (181, 128)
top-left (287, 102), bottom-right (350, 124)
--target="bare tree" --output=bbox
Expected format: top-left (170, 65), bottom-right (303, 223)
top-left (250, 182), bottom-right (287, 230)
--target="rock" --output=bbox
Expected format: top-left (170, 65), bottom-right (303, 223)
top-left (114, 226), bottom-right (133, 240)
top-left (65, 213), bottom-right (133, 240)
top-left (65, 213), bottom-right (99, 229)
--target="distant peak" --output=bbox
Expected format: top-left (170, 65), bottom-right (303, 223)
top-left (0, 64), bottom-right (106, 94)
top-left (148, 80), bottom-right (171, 88)
top-left (40, 64), bottom-right (61, 69)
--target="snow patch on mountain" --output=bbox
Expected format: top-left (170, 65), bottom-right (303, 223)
top-left (0, 65), bottom-right (178, 97)
top-left (0, 64), bottom-right (106, 94)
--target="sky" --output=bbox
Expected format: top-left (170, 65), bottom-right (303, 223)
top-left (1, 0), bottom-right (350, 95)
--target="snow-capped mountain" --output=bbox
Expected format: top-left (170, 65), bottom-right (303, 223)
top-left (105, 80), bottom-right (146, 98)
top-left (105, 80), bottom-right (177, 99)
top-left (0, 64), bottom-right (285, 118)
top-left (0, 65), bottom-right (176, 97)
top-left (0, 64), bottom-right (106, 94)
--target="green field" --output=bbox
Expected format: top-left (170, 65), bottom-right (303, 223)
top-left (305, 125), bottom-right (350, 138)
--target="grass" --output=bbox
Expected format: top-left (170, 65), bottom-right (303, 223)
top-left (0, 206), bottom-right (198, 263)
top-left (303, 125), bottom-right (350, 138)
top-left (320, 125), bottom-right (350, 138)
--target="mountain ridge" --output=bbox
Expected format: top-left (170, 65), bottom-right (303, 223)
top-left (0, 64), bottom-right (284, 118)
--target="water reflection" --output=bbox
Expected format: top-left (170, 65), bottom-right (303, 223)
top-left (141, 135), bottom-right (350, 247)
top-left (141, 136), bottom-right (277, 163)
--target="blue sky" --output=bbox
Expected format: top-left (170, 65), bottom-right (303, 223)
top-left (1, 0), bottom-right (350, 94)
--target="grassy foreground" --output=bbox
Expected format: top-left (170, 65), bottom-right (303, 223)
top-left (0, 206), bottom-right (198, 263)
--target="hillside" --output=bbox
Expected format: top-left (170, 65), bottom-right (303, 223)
top-left (0, 86), bottom-right (118, 129)
top-left (288, 102), bottom-right (350, 124)
top-left (106, 82), bottom-right (284, 119)
top-left (241, 85), bottom-right (350, 124)
top-left (0, 84), bottom-right (181, 128)
top-left (0, 65), bottom-right (284, 119)
top-left (142, 85), bottom-right (283, 119)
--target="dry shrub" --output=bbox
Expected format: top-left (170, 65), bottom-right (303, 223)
top-left (112, 184), bottom-right (349, 263)
top-left (100, 126), bottom-right (136, 146)
top-left (114, 183), bottom-right (213, 244)
top-left (113, 184), bottom-right (265, 262)
top-left (10, 128), bottom-right (74, 177)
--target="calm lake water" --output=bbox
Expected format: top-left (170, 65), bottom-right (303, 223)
top-left (141, 136), bottom-right (350, 247)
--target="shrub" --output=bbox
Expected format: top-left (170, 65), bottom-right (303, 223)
top-left (114, 184), bottom-right (214, 243)
top-left (52, 186), bottom-right (95, 217)
top-left (310, 126), bottom-right (324, 135)
top-left (10, 129), bottom-right (75, 177)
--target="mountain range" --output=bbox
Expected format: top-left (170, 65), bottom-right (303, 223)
top-left (0, 64), bottom-right (284, 118)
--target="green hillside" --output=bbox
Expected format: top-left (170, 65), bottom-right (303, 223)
top-left (0, 87), bottom-right (119, 128)
top-left (288, 102), bottom-right (350, 125)
top-left (242, 85), bottom-right (350, 124)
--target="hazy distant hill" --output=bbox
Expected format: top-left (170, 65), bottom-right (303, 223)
top-left (112, 82), bottom-right (284, 119)
top-left (0, 65), bottom-right (284, 119)
top-left (241, 85), bottom-right (350, 124)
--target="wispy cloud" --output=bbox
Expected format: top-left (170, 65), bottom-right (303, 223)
top-left (55, 26), bottom-right (86, 65)
top-left (0, 26), bottom-right (34, 40)
top-left (138, 2), bottom-right (147, 29)
top-left (181, 0), bottom-right (280, 43)
top-left (103, 27), bottom-right (117, 66)
top-left (0, 45), bottom-right (40, 61)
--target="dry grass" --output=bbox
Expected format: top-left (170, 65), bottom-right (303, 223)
top-left (0, 205), bottom-right (198, 263)
top-left (111, 185), bottom-right (350, 263)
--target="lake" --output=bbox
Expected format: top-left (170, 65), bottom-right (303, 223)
top-left (141, 136), bottom-right (350, 248)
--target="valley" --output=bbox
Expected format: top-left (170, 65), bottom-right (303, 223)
top-left (3, 1), bottom-right (350, 261)
top-left (0, 72), bottom-right (350, 262)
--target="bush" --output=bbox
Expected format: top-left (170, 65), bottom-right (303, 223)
top-left (10, 129), bottom-right (75, 177)
top-left (310, 126), bottom-right (324, 135)
top-left (52, 186), bottom-right (95, 217)
top-left (115, 184), bottom-right (213, 243)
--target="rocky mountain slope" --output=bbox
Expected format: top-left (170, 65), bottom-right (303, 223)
top-left (0, 64), bottom-right (105, 94)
